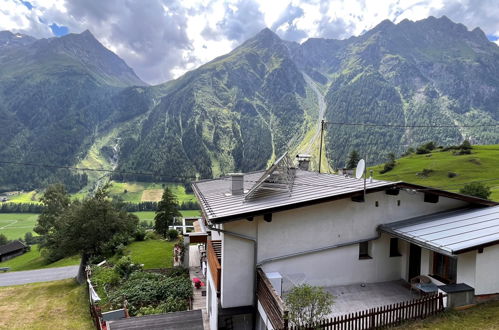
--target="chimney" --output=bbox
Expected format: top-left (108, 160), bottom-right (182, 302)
top-left (229, 173), bottom-right (244, 195)
top-left (296, 154), bottom-right (311, 171)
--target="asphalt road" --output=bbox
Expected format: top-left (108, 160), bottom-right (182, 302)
top-left (0, 265), bottom-right (79, 286)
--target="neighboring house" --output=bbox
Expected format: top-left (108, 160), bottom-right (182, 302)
top-left (0, 240), bottom-right (28, 262)
top-left (192, 154), bottom-right (498, 330)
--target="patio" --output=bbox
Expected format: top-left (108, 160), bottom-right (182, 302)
top-left (323, 280), bottom-right (414, 317)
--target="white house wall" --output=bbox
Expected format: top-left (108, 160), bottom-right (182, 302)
top-left (475, 245), bottom-right (499, 295)
top-left (218, 190), bottom-right (467, 307)
top-left (221, 220), bottom-right (256, 308)
top-left (206, 267), bottom-right (219, 330)
top-left (457, 251), bottom-right (476, 289)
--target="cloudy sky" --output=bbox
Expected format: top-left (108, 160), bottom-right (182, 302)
top-left (1, 0), bottom-right (499, 84)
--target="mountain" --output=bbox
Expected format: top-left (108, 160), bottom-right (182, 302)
top-left (291, 16), bottom-right (499, 167)
top-left (0, 30), bottom-right (146, 191)
top-left (1, 16), bottom-right (499, 191)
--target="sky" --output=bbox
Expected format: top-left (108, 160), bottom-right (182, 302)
top-left (1, 0), bottom-right (499, 85)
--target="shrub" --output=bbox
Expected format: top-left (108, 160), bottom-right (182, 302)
top-left (136, 297), bottom-right (189, 316)
top-left (447, 172), bottom-right (457, 178)
top-left (164, 266), bottom-right (189, 278)
top-left (114, 256), bottom-right (142, 279)
top-left (92, 266), bottom-right (121, 288)
top-left (145, 231), bottom-right (160, 240)
top-left (167, 229), bottom-right (179, 241)
top-left (459, 182), bottom-right (491, 200)
top-left (285, 284), bottom-right (334, 327)
top-left (416, 141), bottom-right (436, 154)
top-left (417, 168), bottom-right (434, 177)
top-left (134, 228), bottom-right (146, 241)
top-left (108, 272), bottom-right (192, 315)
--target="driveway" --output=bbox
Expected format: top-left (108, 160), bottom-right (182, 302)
top-left (0, 266), bottom-right (79, 286)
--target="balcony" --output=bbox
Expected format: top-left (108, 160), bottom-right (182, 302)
top-left (207, 240), bottom-right (221, 292)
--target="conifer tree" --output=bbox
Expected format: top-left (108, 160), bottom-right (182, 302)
top-left (155, 188), bottom-right (181, 238)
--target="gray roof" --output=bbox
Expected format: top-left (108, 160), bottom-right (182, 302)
top-left (193, 169), bottom-right (397, 222)
top-left (380, 206), bottom-right (499, 255)
top-left (0, 240), bottom-right (26, 256)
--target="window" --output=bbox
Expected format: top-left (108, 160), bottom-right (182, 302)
top-left (390, 238), bottom-right (401, 257)
top-left (432, 252), bottom-right (457, 284)
top-left (359, 241), bottom-right (371, 259)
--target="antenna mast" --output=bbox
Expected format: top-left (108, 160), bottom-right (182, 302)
top-left (318, 120), bottom-right (325, 173)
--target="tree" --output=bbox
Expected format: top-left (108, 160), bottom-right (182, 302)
top-left (380, 152), bottom-right (396, 174)
top-left (346, 150), bottom-right (360, 169)
top-left (0, 233), bottom-right (8, 246)
top-left (35, 183), bottom-right (139, 283)
top-left (285, 284), bottom-right (334, 326)
top-left (155, 188), bottom-right (181, 238)
top-left (34, 184), bottom-right (71, 261)
top-left (460, 182), bottom-right (491, 200)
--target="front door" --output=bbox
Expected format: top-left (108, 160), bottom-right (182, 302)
top-left (408, 243), bottom-right (421, 280)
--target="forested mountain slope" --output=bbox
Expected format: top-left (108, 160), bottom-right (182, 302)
top-left (1, 16), bottom-right (498, 191)
top-left (0, 30), bottom-right (146, 191)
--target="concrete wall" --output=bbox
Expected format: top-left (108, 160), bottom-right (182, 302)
top-left (206, 268), bottom-right (218, 330)
top-left (457, 251), bottom-right (476, 289)
top-left (218, 190), bottom-right (467, 308)
top-left (475, 245), bottom-right (499, 295)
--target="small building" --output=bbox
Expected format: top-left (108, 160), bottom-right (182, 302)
top-left (0, 240), bottom-right (28, 262)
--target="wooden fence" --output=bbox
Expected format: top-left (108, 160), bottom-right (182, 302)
top-left (288, 292), bottom-right (444, 330)
top-left (256, 268), bottom-right (289, 330)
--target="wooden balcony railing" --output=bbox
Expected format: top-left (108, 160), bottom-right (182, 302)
top-left (207, 240), bottom-right (221, 292)
top-left (256, 268), bottom-right (289, 330)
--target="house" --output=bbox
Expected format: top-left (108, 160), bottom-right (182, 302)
top-left (0, 240), bottom-right (28, 262)
top-left (192, 154), bottom-right (498, 330)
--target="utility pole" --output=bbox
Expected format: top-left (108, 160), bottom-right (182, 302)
top-left (318, 120), bottom-right (325, 173)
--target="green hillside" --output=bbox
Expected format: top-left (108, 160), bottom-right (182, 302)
top-left (370, 145), bottom-right (499, 201)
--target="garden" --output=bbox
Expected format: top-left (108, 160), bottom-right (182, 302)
top-left (89, 255), bottom-right (192, 317)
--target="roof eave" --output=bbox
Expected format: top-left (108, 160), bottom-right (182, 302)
top-left (208, 184), bottom-right (399, 224)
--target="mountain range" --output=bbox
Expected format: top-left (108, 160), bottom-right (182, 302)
top-left (0, 16), bottom-right (498, 192)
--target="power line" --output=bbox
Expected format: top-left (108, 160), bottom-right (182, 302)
top-left (0, 161), bottom-right (197, 182)
top-left (324, 122), bottom-right (499, 128)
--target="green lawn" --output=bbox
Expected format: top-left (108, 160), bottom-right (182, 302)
top-left (0, 213), bottom-right (38, 239)
top-left (0, 244), bottom-right (80, 271)
top-left (397, 301), bottom-right (499, 329)
top-left (370, 145), bottom-right (499, 201)
top-left (0, 279), bottom-right (93, 329)
top-left (125, 239), bottom-right (175, 269)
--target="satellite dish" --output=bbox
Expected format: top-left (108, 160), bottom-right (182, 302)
top-left (355, 159), bottom-right (365, 179)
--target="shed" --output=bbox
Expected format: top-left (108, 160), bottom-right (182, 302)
top-left (0, 240), bottom-right (28, 262)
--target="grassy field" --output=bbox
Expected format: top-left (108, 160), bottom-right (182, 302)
top-left (108, 181), bottom-right (196, 203)
top-left (0, 244), bottom-right (80, 271)
top-left (0, 213), bottom-right (38, 240)
top-left (0, 279), bottom-right (93, 330)
top-left (125, 239), bottom-right (176, 269)
top-left (370, 145), bottom-right (499, 201)
top-left (397, 301), bottom-right (499, 329)
top-left (3, 190), bottom-right (41, 203)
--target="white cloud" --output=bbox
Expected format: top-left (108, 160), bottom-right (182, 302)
top-left (1, 0), bottom-right (498, 84)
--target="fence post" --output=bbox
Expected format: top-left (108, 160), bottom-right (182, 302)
top-left (283, 310), bottom-right (289, 330)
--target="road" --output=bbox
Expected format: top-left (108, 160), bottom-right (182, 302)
top-left (0, 265), bottom-right (79, 286)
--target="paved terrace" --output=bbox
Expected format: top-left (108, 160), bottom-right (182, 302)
top-left (323, 280), bottom-right (414, 317)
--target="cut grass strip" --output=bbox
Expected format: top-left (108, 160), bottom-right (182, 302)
top-left (0, 278), bottom-right (93, 330)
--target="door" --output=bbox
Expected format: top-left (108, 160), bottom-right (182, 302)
top-left (408, 243), bottom-right (421, 280)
